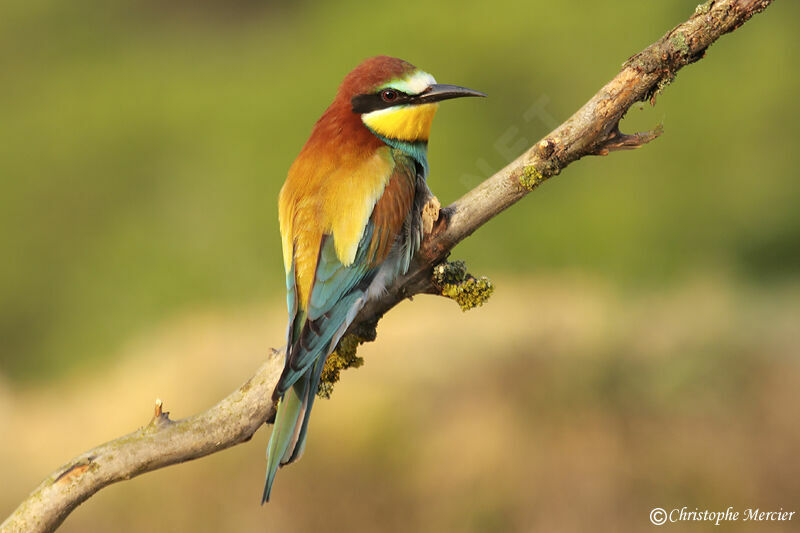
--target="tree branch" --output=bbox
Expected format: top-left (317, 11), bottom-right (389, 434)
top-left (1, 1), bottom-right (774, 531)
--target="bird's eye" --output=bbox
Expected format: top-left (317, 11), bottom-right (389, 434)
top-left (380, 89), bottom-right (398, 102)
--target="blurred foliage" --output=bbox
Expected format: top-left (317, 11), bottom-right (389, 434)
top-left (0, 0), bottom-right (798, 380)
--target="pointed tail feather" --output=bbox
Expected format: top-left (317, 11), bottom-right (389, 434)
top-left (262, 381), bottom-right (306, 504)
top-left (286, 355), bottom-right (326, 464)
top-left (262, 355), bottom-right (329, 503)
top-left (263, 288), bottom-right (370, 502)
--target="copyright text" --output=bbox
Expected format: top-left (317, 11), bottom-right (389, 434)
top-left (649, 507), bottom-right (795, 526)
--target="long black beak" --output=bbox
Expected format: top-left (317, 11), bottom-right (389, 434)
top-left (417, 83), bottom-right (487, 103)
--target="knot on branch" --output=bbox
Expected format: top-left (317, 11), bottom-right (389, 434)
top-left (432, 260), bottom-right (494, 311)
top-left (317, 334), bottom-right (366, 399)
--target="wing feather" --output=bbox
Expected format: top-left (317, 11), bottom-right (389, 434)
top-left (275, 156), bottom-right (419, 394)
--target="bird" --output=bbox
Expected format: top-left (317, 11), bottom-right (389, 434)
top-left (263, 55), bottom-right (485, 503)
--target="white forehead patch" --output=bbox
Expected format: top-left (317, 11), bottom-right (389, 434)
top-left (381, 70), bottom-right (436, 95)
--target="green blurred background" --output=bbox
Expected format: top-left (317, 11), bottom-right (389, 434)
top-left (1, 0), bottom-right (799, 531)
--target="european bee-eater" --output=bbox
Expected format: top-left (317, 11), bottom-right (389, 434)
top-left (263, 55), bottom-right (484, 503)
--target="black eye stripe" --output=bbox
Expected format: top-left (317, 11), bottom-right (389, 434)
top-left (351, 90), bottom-right (416, 113)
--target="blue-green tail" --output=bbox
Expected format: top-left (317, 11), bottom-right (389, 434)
top-left (263, 231), bottom-right (383, 502)
top-left (261, 355), bottom-right (325, 504)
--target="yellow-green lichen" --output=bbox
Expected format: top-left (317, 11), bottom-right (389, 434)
top-left (433, 260), bottom-right (494, 312)
top-left (317, 334), bottom-right (365, 399)
top-left (695, 1), bottom-right (712, 15)
top-left (433, 259), bottom-right (468, 286)
top-left (670, 31), bottom-right (689, 59)
top-left (519, 165), bottom-right (545, 191)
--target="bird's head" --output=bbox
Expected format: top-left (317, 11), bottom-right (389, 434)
top-left (339, 56), bottom-right (485, 143)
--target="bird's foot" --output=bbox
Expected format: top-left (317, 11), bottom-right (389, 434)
top-left (422, 195), bottom-right (441, 236)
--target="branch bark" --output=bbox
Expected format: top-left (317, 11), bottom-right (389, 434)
top-left (1, 1), bottom-right (774, 531)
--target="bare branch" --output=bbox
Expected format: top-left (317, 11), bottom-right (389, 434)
top-left (0, 1), bottom-right (774, 531)
top-left (2, 352), bottom-right (283, 533)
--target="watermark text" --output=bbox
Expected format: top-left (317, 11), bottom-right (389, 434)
top-left (650, 507), bottom-right (795, 526)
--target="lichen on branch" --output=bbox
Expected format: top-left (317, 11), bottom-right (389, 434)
top-left (317, 334), bottom-right (365, 398)
top-left (432, 260), bottom-right (494, 311)
top-left (519, 165), bottom-right (546, 191)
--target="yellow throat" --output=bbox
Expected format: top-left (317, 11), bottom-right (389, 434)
top-left (362, 103), bottom-right (439, 142)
